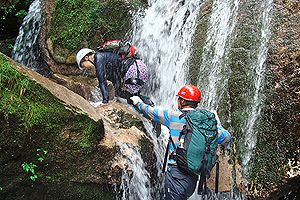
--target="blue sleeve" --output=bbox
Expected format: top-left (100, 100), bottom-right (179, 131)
top-left (217, 126), bottom-right (232, 146)
top-left (136, 102), bottom-right (171, 126)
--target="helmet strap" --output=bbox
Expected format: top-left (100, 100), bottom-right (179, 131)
top-left (178, 98), bottom-right (186, 109)
top-left (87, 59), bottom-right (95, 66)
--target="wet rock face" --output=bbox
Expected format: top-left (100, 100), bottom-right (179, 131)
top-left (249, 0), bottom-right (300, 197)
top-left (50, 73), bottom-right (115, 102)
top-left (39, 0), bottom-right (147, 75)
top-left (190, 0), bottom-right (299, 198)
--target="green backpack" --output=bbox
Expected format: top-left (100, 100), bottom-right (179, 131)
top-left (175, 109), bottom-right (218, 194)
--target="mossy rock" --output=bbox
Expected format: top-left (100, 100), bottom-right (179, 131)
top-left (47, 0), bottom-right (147, 64)
top-left (0, 53), bottom-right (119, 199)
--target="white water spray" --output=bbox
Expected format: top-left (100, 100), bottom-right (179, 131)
top-left (242, 0), bottom-right (274, 175)
top-left (132, 0), bottom-right (205, 107)
top-left (119, 143), bottom-right (151, 200)
top-left (12, 0), bottom-right (41, 69)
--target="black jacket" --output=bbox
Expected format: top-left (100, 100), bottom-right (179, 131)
top-left (94, 51), bottom-right (122, 103)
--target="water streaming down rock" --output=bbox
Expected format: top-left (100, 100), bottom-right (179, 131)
top-left (197, 0), bottom-right (239, 111)
top-left (242, 0), bottom-right (274, 176)
top-left (189, 0), bottom-right (240, 199)
top-left (12, 0), bottom-right (42, 70)
top-left (142, 121), bottom-right (168, 199)
top-left (10, 0), bottom-right (277, 198)
top-left (118, 143), bottom-right (151, 200)
top-left (116, 104), bottom-right (167, 199)
top-left (132, 0), bottom-right (205, 107)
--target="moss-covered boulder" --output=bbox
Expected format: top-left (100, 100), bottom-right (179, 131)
top-left (0, 52), bottom-right (157, 199)
top-left (40, 0), bottom-right (147, 75)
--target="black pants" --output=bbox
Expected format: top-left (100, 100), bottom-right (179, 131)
top-left (165, 166), bottom-right (198, 200)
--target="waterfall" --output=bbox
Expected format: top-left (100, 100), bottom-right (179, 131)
top-left (12, 0), bottom-right (42, 70)
top-left (115, 109), bottom-right (167, 199)
top-left (197, 0), bottom-right (239, 110)
top-left (242, 0), bottom-right (273, 175)
top-left (118, 143), bottom-right (151, 200)
top-left (132, 0), bottom-right (205, 107)
top-left (11, 0), bottom-right (276, 198)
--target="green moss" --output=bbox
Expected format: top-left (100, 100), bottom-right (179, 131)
top-left (49, 0), bottom-right (146, 51)
top-left (0, 53), bottom-right (109, 198)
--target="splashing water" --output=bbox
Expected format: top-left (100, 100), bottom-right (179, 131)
top-left (119, 143), bottom-right (152, 200)
top-left (132, 0), bottom-right (205, 107)
top-left (12, 0), bottom-right (42, 69)
top-left (242, 0), bottom-right (274, 175)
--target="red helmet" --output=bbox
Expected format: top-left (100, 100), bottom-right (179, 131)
top-left (177, 85), bottom-right (202, 102)
top-left (129, 45), bottom-right (136, 56)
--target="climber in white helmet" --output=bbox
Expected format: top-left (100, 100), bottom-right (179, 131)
top-left (76, 41), bottom-right (150, 104)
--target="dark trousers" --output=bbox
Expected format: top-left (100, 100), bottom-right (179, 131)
top-left (165, 166), bottom-right (198, 200)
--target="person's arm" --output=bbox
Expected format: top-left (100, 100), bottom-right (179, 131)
top-left (130, 96), bottom-right (171, 126)
top-left (217, 126), bottom-right (232, 146)
top-left (213, 111), bottom-right (232, 146)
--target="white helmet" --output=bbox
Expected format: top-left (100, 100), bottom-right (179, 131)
top-left (76, 48), bottom-right (94, 69)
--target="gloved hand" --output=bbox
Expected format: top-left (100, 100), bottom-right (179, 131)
top-left (130, 96), bottom-right (143, 105)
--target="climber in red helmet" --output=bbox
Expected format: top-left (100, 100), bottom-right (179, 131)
top-left (130, 84), bottom-right (232, 200)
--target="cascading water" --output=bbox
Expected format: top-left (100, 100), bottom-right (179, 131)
top-left (118, 143), bottom-right (151, 200)
top-left (132, 0), bottom-right (205, 107)
top-left (197, 0), bottom-right (239, 111)
top-left (189, 0), bottom-right (240, 199)
top-left (12, 0), bottom-right (42, 70)
top-left (11, 0), bottom-right (276, 198)
top-left (130, 0), bottom-right (206, 199)
top-left (242, 0), bottom-right (273, 176)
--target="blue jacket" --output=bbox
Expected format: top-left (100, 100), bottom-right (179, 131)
top-left (94, 51), bottom-right (122, 102)
top-left (135, 102), bottom-right (232, 164)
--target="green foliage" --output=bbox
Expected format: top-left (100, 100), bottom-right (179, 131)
top-left (0, 4), bottom-right (16, 21)
top-left (0, 0), bottom-right (33, 23)
top-left (22, 162), bottom-right (38, 181)
top-left (21, 148), bottom-right (48, 181)
top-left (0, 53), bottom-right (102, 152)
top-left (37, 148), bottom-right (48, 162)
top-left (7, 43), bottom-right (14, 49)
top-left (15, 9), bottom-right (28, 19)
top-left (0, 53), bottom-right (109, 198)
top-left (49, 0), bottom-right (138, 50)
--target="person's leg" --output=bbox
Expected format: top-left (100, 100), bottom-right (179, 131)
top-left (165, 166), bottom-right (197, 200)
top-left (94, 53), bottom-right (109, 103)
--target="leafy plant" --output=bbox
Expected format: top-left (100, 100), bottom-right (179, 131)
top-left (15, 10), bottom-right (28, 19)
top-left (21, 162), bottom-right (38, 181)
top-left (37, 148), bottom-right (48, 162)
top-left (21, 148), bottom-right (48, 181)
top-left (7, 43), bottom-right (14, 49)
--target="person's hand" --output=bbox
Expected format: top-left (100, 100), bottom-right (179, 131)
top-left (130, 96), bottom-right (143, 105)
